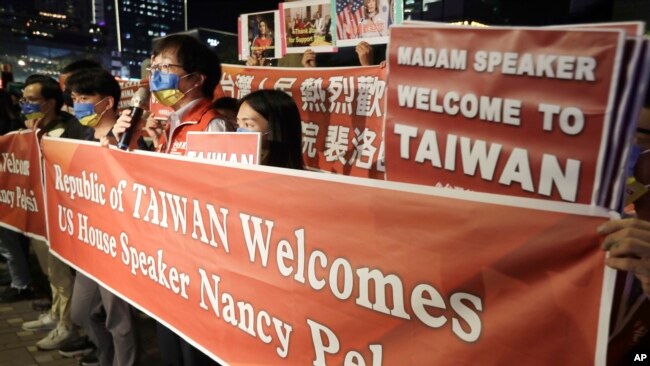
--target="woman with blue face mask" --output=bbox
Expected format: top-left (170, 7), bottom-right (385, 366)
top-left (236, 89), bottom-right (304, 169)
top-left (110, 34), bottom-right (231, 155)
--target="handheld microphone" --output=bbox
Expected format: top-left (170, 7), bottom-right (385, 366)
top-left (118, 87), bottom-right (150, 150)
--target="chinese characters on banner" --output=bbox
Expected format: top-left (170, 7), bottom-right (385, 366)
top-left (216, 64), bottom-right (387, 179)
top-left (385, 26), bottom-right (625, 204)
top-left (0, 130), bottom-right (46, 239)
top-left (42, 137), bottom-right (613, 366)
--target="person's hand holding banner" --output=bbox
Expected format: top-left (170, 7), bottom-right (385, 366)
top-left (600, 218), bottom-right (650, 297)
top-left (301, 49), bottom-right (317, 67)
top-left (246, 55), bottom-right (269, 67)
top-left (355, 41), bottom-right (374, 66)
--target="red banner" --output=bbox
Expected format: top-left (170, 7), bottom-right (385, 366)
top-left (186, 132), bottom-right (261, 164)
top-left (216, 64), bottom-right (387, 179)
top-left (0, 130), bottom-right (46, 239)
top-left (42, 137), bottom-right (613, 365)
top-left (385, 26), bottom-right (625, 204)
top-left (149, 93), bottom-right (174, 121)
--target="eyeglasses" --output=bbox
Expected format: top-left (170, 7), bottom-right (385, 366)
top-left (146, 63), bottom-right (184, 74)
top-left (19, 98), bottom-right (42, 106)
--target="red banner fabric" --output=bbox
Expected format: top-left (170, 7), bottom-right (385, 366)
top-left (385, 26), bottom-right (625, 204)
top-left (0, 130), bottom-right (46, 239)
top-left (42, 137), bottom-right (613, 365)
top-left (216, 64), bottom-right (387, 179)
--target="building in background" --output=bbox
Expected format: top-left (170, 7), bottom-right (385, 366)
top-left (153, 28), bottom-right (239, 65)
top-left (103, 0), bottom-right (186, 78)
top-left (0, 0), bottom-right (187, 82)
top-left (0, 0), bottom-right (106, 81)
top-left (1, 0), bottom-right (647, 83)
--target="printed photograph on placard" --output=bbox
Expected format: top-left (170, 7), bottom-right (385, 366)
top-left (280, 0), bottom-right (335, 54)
top-left (239, 11), bottom-right (281, 61)
top-left (332, 0), bottom-right (403, 47)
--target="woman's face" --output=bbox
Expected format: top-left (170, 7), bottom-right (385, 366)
top-left (259, 21), bottom-right (268, 35)
top-left (237, 101), bottom-right (269, 133)
top-left (366, 0), bottom-right (377, 14)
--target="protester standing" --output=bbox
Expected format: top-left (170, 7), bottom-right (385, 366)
top-left (109, 34), bottom-right (226, 366)
top-left (63, 67), bottom-right (138, 366)
top-left (20, 75), bottom-right (89, 350)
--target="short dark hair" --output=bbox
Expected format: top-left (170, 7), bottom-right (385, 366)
top-left (152, 34), bottom-right (221, 98)
top-left (24, 75), bottom-right (63, 111)
top-left (238, 89), bottom-right (304, 170)
top-left (65, 68), bottom-right (121, 112)
top-left (61, 59), bottom-right (103, 75)
top-left (212, 96), bottom-right (237, 113)
top-left (213, 96), bottom-right (238, 131)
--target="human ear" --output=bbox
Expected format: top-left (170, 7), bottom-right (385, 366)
top-left (194, 74), bottom-right (206, 87)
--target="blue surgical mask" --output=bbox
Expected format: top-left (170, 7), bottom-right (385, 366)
top-left (73, 97), bottom-right (108, 127)
top-left (21, 102), bottom-right (44, 119)
top-left (150, 70), bottom-right (180, 92)
top-left (626, 144), bottom-right (642, 178)
top-left (74, 102), bottom-right (95, 120)
top-left (237, 127), bottom-right (271, 137)
top-left (150, 70), bottom-right (195, 107)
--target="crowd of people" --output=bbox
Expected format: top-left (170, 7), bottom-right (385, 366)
top-left (0, 33), bottom-right (307, 366)
top-left (0, 28), bottom-right (649, 365)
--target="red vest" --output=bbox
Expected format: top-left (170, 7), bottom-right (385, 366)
top-left (165, 98), bottom-right (223, 156)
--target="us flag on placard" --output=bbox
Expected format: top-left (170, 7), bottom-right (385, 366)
top-left (336, 0), bottom-right (364, 40)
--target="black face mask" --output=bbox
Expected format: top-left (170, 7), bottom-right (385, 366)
top-left (62, 89), bottom-right (73, 108)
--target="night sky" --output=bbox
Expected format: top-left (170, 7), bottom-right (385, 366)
top-left (188, 0), bottom-right (282, 34)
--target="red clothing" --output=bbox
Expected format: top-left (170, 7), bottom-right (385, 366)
top-left (252, 36), bottom-right (274, 57)
top-left (253, 36), bottom-right (273, 50)
top-left (165, 98), bottom-right (224, 156)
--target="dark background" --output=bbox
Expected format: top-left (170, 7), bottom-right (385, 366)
top-left (188, 0), bottom-right (283, 34)
top-left (187, 0), bottom-right (649, 34)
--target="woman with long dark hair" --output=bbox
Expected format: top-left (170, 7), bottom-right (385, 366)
top-left (236, 89), bottom-right (304, 170)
